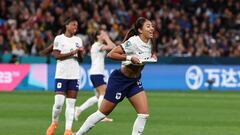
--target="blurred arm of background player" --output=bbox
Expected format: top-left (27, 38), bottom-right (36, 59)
top-left (39, 44), bottom-right (54, 56)
top-left (100, 31), bottom-right (116, 51)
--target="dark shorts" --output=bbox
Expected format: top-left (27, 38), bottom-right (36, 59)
top-left (90, 75), bottom-right (106, 88)
top-left (55, 79), bottom-right (79, 92)
top-left (104, 69), bottom-right (144, 104)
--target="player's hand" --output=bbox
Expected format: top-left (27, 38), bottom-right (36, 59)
top-left (151, 53), bottom-right (158, 60)
top-left (101, 31), bottom-right (110, 41)
top-left (77, 47), bottom-right (84, 53)
top-left (131, 56), bottom-right (141, 64)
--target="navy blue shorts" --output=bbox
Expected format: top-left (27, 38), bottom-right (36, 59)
top-left (55, 79), bottom-right (79, 92)
top-left (104, 69), bottom-right (144, 104)
top-left (90, 75), bottom-right (106, 88)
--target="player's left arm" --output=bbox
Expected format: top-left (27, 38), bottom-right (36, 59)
top-left (77, 38), bottom-right (84, 63)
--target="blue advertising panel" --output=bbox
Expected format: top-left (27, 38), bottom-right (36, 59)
top-left (47, 64), bottom-right (240, 91)
top-left (143, 64), bottom-right (240, 90)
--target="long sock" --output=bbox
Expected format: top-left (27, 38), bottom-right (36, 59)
top-left (52, 95), bottom-right (65, 123)
top-left (76, 110), bottom-right (106, 135)
top-left (77, 96), bottom-right (98, 113)
top-left (97, 95), bottom-right (104, 109)
top-left (65, 98), bottom-right (76, 130)
top-left (131, 114), bottom-right (149, 135)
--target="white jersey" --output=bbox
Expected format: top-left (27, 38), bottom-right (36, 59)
top-left (121, 35), bottom-right (152, 66)
top-left (53, 34), bottom-right (83, 79)
top-left (89, 42), bottom-right (106, 75)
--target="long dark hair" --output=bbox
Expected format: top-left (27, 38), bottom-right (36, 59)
top-left (123, 17), bottom-right (147, 42)
top-left (123, 17), bottom-right (157, 54)
top-left (93, 29), bottom-right (101, 42)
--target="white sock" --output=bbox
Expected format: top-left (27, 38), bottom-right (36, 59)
top-left (52, 95), bottom-right (65, 123)
top-left (76, 110), bottom-right (106, 135)
top-left (65, 98), bottom-right (76, 130)
top-left (97, 95), bottom-right (104, 109)
top-left (77, 96), bottom-right (98, 113)
top-left (132, 114), bottom-right (149, 135)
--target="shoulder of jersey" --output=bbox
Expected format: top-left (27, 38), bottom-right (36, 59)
top-left (129, 35), bottom-right (140, 44)
top-left (128, 35), bottom-right (138, 41)
top-left (55, 34), bottom-right (63, 39)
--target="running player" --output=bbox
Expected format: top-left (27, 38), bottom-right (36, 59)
top-left (74, 17), bottom-right (157, 135)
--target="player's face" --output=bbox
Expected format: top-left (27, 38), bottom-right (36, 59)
top-left (140, 20), bottom-right (154, 39)
top-left (66, 21), bottom-right (78, 34)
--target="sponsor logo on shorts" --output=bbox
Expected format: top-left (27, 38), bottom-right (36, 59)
top-left (115, 92), bottom-right (122, 100)
top-left (137, 81), bottom-right (142, 88)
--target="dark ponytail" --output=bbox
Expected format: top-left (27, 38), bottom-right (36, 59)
top-left (123, 17), bottom-right (147, 42)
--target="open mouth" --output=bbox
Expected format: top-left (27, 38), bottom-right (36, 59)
top-left (149, 32), bottom-right (153, 37)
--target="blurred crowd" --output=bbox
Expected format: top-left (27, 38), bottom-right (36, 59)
top-left (0, 0), bottom-right (239, 57)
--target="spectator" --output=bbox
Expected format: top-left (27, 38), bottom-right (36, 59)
top-left (9, 54), bottom-right (20, 64)
top-left (0, 34), bottom-right (11, 54)
top-left (0, 0), bottom-right (239, 57)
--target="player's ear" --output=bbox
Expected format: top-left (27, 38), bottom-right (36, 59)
top-left (138, 28), bottom-right (142, 34)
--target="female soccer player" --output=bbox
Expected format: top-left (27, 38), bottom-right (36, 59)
top-left (74, 30), bottom-right (115, 122)
top-left (46, 17), bottom-right (83, 135)
top-left (75, 17), bottom-right (157, 135)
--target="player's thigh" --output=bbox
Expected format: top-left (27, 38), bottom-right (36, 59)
top-left (66, 90), bottom-right (78, 98)
top-left (99, 99), bottom-right (117, 115)
top-left (95, 84), bottom-right (107, 95)
top-left (66, 79), bottom-right (79, 98)
top-left (128, 91), bottom-right (148, 114)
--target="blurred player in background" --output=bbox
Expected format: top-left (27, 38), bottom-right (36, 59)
top-left (74, 30), bottom-right (115, 122)
top-left (75, 17), bottom-right (157, 135)
top-left (46, 16), bottom-right (84, 135)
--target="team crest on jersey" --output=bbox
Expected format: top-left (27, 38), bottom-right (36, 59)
top-left (57, 82), bottom-right (62, 88)
top-left (125, 41), bottom-right (132, 47)
top-left (115, 92), bottom-right (122, 100)
top-left (55, 42), bottom-right (59, 47)
top-left (75, 43), bottom-right (80, 48)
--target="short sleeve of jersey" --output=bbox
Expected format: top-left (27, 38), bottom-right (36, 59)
top-left (121, 37), bottom-right (135, 54)
top-left (53, 36), bottom-right (62, 51)
top-left (77, 37), bottom-right (83, 48)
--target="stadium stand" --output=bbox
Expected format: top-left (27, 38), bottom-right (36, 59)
top-left (0, 0), bottom-right (239, 63)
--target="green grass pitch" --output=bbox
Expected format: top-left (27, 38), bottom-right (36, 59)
top-left (0, 90), bottom-right (240, 135)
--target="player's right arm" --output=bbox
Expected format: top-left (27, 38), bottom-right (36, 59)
top-left (52, 36), bottom-right (78, 60)
top-left (107, 45), bottom-right (140, 64)
top-left (39, 44), bottom-right (54, 56)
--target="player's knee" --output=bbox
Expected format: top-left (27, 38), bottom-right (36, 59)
top-left (137, 113), bottom-right (149, 119)
top-left (54, 95), bottom-right (65, 109)
top-left (54, 102), bottom-right (64, 109)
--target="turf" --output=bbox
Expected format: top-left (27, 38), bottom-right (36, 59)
top-left (0, 91), bottom-right (240, 135)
